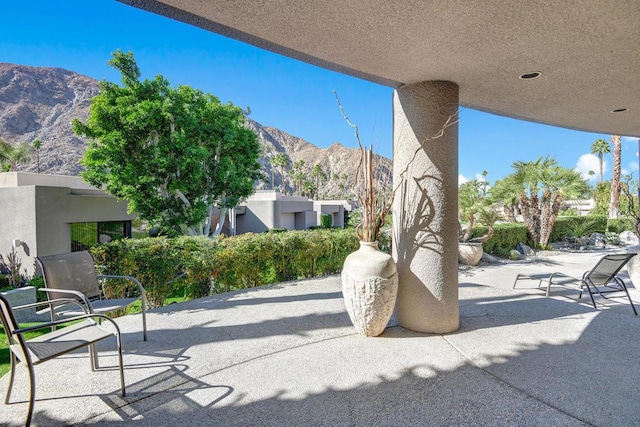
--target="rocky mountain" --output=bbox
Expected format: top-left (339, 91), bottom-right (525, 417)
top-left (0, 63), bottom-right (99, 175)
top-left (0, 63), bottom-right (391, 198)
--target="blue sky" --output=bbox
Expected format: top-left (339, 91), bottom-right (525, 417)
top-left (2, 0), bottom-right (638, 186)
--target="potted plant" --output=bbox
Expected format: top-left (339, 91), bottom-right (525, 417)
top-left (335, 92), bottom-right (398, 337)
top-left (334, 91), bottom-right (458, 336)
top-left (458, 179), bottom-right (501, 265)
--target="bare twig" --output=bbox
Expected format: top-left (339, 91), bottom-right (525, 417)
top-left (334, 90), bottom-right (459, 242)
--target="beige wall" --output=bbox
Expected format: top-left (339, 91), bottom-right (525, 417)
top-left (0, 173), bottom-right (134, 277)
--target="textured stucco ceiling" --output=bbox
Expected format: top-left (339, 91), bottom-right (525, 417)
top-left (119, 0), bottom-right (640, 137)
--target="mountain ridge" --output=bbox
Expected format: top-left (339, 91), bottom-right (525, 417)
top-left (0, 63), bottom-right (391, 198)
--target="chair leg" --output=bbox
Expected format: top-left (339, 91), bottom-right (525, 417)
top-left (584, 283), bottom-right (598, 309)
top-left (117, 335), bottom-right (126, 396)
top-left (614, 278), bottom-right (638, 316)
top-left (25, 361), bottom-right (36, 426)
top-left (4, 352), bottom-right (16, 404)
top-left (90, 343), bottom-right (99, 370)
top-left (141, 296), bottom-right (147, 342)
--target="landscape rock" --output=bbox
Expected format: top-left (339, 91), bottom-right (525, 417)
top-left (516, 242), bottom-right (535, 257)
top-left (619, 230), bottom-right (640, 246)
top-left (588, 232), bottom-right (606, 248)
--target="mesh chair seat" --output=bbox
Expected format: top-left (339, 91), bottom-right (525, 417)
top-left (36, 251), bottom-right (147, 341)
top-left (0, 294), bottom-right (125, 426)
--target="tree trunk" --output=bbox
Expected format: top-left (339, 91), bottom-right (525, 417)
top-left (462, 212), bottom-right (474, 242)
top-left (520, 195), bottom-right (539, 246)
top-left (609, 135), bottom-right (622, 218)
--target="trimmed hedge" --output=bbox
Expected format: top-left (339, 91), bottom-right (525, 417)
top-left (473, 215), bottom-right (637, 254)
top-left (471, 223), bottom-right (530, 253)
top-left (90, 229), bottom-right (359, 308)
top-left (549, 216), bottom-right (607, 242)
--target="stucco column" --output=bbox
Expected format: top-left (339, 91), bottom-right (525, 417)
top-left (392, 81), bottom-right (459, 333)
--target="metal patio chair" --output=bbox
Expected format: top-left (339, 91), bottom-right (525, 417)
top-left (578, 253), bottom-right (637, 315)
top-left (514, 253), bottom-right (637, 315)
top-left (0, 293), bottom-right (125, 426)
top-left (36, 251), bottom-right (147, 341)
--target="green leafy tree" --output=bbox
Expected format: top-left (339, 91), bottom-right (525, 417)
top-left (592, 181), bottom-right (611, 216)
top-left (590, 138), bottom-right (610, 183)
top-left (73, 50), bottom-right (262, 237)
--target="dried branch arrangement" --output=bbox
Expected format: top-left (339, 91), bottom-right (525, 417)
top-left (334, 90), bottom-right (458, 243)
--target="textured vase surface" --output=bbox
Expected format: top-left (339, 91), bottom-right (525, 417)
top-left (458, 242), bottom-right (484, 266)
top-left (341, 241), bottom-right (398, 337)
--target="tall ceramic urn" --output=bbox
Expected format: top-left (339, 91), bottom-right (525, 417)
top-left (341, 241), bottom-right (398, 337)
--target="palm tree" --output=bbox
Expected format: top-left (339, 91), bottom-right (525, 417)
top-left (310, 164), bottom-right (327, 200)
top-left (32, 139), bottom-right (42, 173)
top-left (488, 175), bottom-right (521, 222)
top-left (590, 138), bottom-right (610, 182)
top-left (504, 157), bottom-right (588, 247)
top-left (0, 140), bottom-right (30, 172)
top-left (609, 135), bottom-right (622, 218)
top-left (458, 179), bottom-right (484, 242)
top-left (480, 170), bottom-right (488, 196)
top-left (270, 153), bottom-right (289, 193)
top-left (289, 160), bottom-right (307, 196)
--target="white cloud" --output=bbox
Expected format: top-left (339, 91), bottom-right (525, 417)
top-left (622, 168), bottom-right (630, 177)
top-left (575, 153), bottom-right (605, 180)
top-left (458, 174), bottom-right (469, 186)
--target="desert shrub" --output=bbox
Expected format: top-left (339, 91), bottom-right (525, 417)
top-left (605, 231), bottom-right (620, 245)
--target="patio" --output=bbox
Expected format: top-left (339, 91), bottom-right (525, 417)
top-left (2, 249), bottom-right (639, 426)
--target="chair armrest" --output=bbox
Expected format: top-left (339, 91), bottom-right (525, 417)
top-left (39, 288), bottom-right (93, 310)
top-left (14, 313), bottom-right (122, 336)
top-left (12, 298), bottom-right (88, 314)
top-left (97, 274), bottom-right (146, 296)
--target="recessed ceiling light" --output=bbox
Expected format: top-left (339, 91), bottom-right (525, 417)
top-left (611, 108), bottom-right (628, 113)
top-left (519, 72), bottom-right (541, 80)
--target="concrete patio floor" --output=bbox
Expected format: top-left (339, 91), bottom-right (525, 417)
top-left (2, 249), bottom-right (640, 426)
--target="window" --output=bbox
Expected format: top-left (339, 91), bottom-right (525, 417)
top-left (70, 221), bottom-right (132, 252)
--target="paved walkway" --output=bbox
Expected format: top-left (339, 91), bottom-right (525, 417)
top-left (2, 249), bottom-right (640, 426)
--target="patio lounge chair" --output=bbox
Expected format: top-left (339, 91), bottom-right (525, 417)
top-left (36, 251), bottom-right (147, 341)
top-left (578, 253), bottom-right (637, 315)
top-left (514, 253), bottom-right (637, 315)
top-left (0, 293), bottom-right (125, 426)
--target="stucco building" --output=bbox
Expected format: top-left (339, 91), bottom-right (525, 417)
top-left (0, 172), bottom-right (135, 276)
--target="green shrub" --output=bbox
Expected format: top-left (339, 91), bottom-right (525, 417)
top-left (606, 217), bottom-right (637, 234)
top-left (472, 223), bottom-right (530, 253)
top-left (550, 216), bottom-right (607, 242)
top-left (91, 237), bottom-right (182, 309)
top-left (90, 229), bottom-right (360, 308)
top-left (320, 214), bottom-right (333, 228)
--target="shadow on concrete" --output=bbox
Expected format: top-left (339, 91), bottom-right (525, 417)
top-left (5, 275), bottom-right (640, 426)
